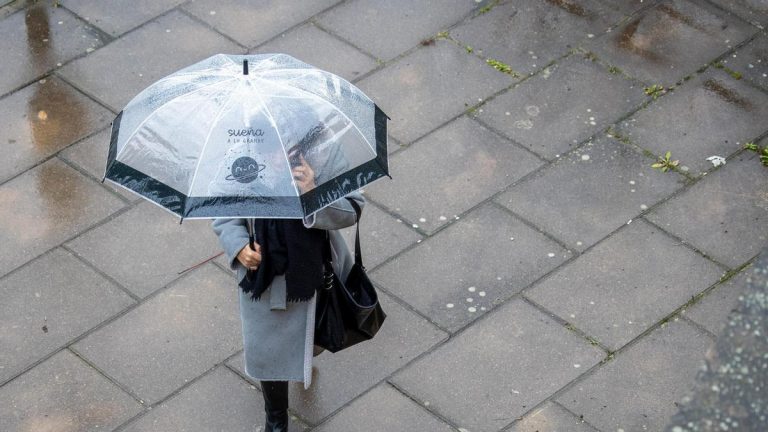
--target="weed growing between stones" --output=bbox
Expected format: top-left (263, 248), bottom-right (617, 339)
top-left (713, 61), bottom-right (743, 80)
top-left (643, 84), bottom-right (666, 99)
top-left (744, 142), bottom-right (768, 167)
top-left (485, 59), bottom-right (514, 75)
top-left (651, 151), bottom-right (680, 172)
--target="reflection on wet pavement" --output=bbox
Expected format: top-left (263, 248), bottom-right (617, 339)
top-left (0, 159), bottom-right (124, 276)
top-left (0, 77), bottom-right (112, 183)
top-left (0, 2), bottom-right (106, 96)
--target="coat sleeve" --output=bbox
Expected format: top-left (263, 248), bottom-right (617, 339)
top-left (302, 191), bottom-right (365, 231)
top-left (211, 218), bottom-right (250, 271)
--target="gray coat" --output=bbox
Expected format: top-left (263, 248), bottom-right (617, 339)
top-left (211, 192), bottom-right (364, 389)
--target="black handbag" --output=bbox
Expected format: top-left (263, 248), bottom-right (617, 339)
top-left (314, 198), bottom-right (387, 353)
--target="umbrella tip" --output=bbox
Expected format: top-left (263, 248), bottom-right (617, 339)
top-left (243, 59), bottom-right (249, 75)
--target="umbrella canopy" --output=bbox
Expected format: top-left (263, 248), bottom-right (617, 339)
top-left (104, 53), bottom-right (389, 220)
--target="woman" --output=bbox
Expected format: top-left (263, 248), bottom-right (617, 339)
top-left (212, 147), bottom-right (364, 432)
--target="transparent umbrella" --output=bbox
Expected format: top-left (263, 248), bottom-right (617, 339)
top-left (104, 53), bottom-right (389, 221)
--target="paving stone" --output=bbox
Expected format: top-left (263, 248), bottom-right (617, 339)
top-left (61, 0), bottom-right (187, 36)
top-left (584, 0), bottom-right (757, 86)
top-left (644, 149), bottom-right (768, 268)
top-left (717, 32), bottom-right (768, 90)
top-left (71, 264), bottom-right (241, 405)
top-left (506, 401), bottom-right (599, 432)
top-left (0, 3), bottom-right (107, 96)
top-left (66, 201), bottom-right (223, 298)
top-left (338, 201), bottom-right (422, 269)
top-left (450, 0), bottom-right (624, 77)
top-left (365, 116), bottom-right (543, 234)
top-left (357, 39), bottom-right (514, 144)
top-left (476, 53), bottom-right (646, 159)
top-left (0, 248), bottom-right (134, 384)
top-left (314, 382), bottom-right (455, 432)
top-left (392, 297), bottom-right (604, 432)
top-left (0, 76), bottom-right (113, 183)
top-left (682, 266), bottom-right (751, 335)
top-left (0, 158), bottom-right (125, 277)
top-left (372, 203), bottom-right (573, 332)
top-left (708, 0), bottom-right (768, 28)
top-left (526, 218), bottom-right (723, 350)
top-left (184, 0), bottom-right (338, 48)
top-left (495, 133), bottom-right (684, 252)
top-left (556, 319), bottom-right (712, 432)
top-left (122, 366), bottom-right (309, 432)
top-left (316, 0), bottom-right (479, 61)
top-left (59, 10), bottom-right (243, 111)
top-left (226, 290), bottom-right (448, 425)
top-left (250, 23), bottom-right (377, 81)
top-left (0, 349), bottom-right (142, 431)
top-left (615, 68), bottom-right (768, 176)
top-left (595, 0), bottom-right (661, 16)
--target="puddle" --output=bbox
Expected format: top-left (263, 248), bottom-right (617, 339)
top-left (703, 78), bottom-right (753, 111)
top-left (617, 18), bottom-right (664, 63)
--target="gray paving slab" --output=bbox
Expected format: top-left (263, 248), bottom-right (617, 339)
top-left (66, 201), bottom-right (223, 298)
top-left (450, 0), bottom-right (624, 77)
top-left (527, 218), bottom-right (723, 350)
top-left (0, 158), bottom-right (125, 278)
top-left (505, 401), bottom-right (598, 432)
top-left (682, 266), bottom-right (751, 335)
top-left (615, 67), bottom-right (768, 176)
top-left (0, 349), bottom-right (142, 432)
top-left (644, 149), bottom-right (768, 269)
top-left (314, 382), bottom-right (455, 432)
top-left (338, 201), bottom-right (422, 269)
top-left (71, 264), bottom-right (241, 405)
top-left (373, 203), bottom-right (573, 332)
top-left (556, 319), bottom-right (713, 432)
top-left (61, 0), bottom-right (186, 36)
top-left (364, 116), bottom-right (544, 234)
top-left (58, 10), bottom-right (243, 111)
top-left (250, 23), bottom-right (377, 81)
top-left (0, 76), bottom-right (113, 183)
top-left (357, 39), bottom-right (515, 144)
top-left (183, 0), bottom-right (338, 48)
top-left (0, 248), bottom-right (135, 384)
top-left (475, 53), bottom-right (646, 160)
top-left (717, 32), bottom-right (768, 90)
top-left (595, 0), bottom-right (661, 16)
top-left (316, 0), bottom-right (480, 61)
top-left (708, 0), bottom-right (768, 28)
top-left (226, 290), bottom-right (448, 425)
top-left (583, 0), bottom-right (757, 86)
top-left (495, 133), bottom-right (685, 252)
top-left (122, 366), bottom-right (308, 432)
top-left (0, 3), bottom-right (106, 96)
top-left (392, 297), bottom-right (604, 432)
top-left (58, 127), bottom-right (137, 200)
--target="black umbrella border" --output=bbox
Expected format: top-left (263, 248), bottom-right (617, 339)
top-left (104, 105), bottom-right (390, 222)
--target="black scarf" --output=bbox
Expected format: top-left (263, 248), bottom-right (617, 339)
top-left (238, 218), bottom-right (327, 303)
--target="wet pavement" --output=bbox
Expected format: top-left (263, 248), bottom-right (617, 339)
top-left (0, 0), bottom-right (766, 431)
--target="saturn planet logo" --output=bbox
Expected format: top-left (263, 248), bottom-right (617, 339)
top-left (225, 156), bottom-right (266, 183)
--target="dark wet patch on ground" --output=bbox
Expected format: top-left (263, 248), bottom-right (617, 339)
top-left (544, 0), bottom-right (588, 18)
top-left (703, 78), bottom-right (754, 111)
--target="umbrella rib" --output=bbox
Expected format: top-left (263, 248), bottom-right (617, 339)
top-left (186, 82), bottom-right (241, 199)
top-left (115, 76), bottom-right (238, 162)
top-left (249, 87), bottom-right (302, 199)
top-left (255, 76), bottom-right (377, 154)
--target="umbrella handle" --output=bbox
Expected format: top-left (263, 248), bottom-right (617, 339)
top-left (246, 218), bottom-right (255, 280)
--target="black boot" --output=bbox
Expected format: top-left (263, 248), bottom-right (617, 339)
top-left (260, 380), bottom-right (289, 432)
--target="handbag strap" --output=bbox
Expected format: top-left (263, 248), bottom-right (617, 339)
top-left (346, 198), bottom-right (364, 268)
